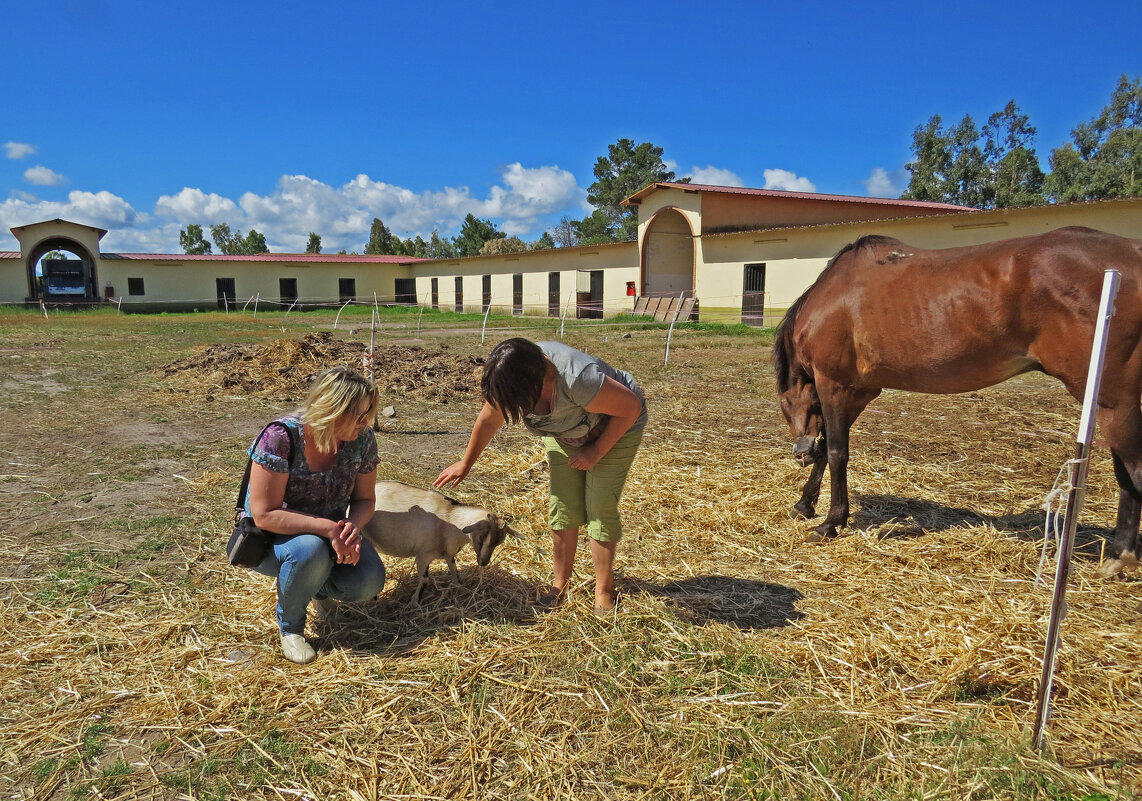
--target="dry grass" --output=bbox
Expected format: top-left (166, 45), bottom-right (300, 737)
top-left (2, 313), bottom-right (1141, 800)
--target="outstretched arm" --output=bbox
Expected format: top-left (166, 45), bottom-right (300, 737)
top-left (434, 401), bottom-right (506, 488)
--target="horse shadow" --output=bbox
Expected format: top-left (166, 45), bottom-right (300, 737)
top-left (617, 574), bottom-right (805, 630)
top-left (848, 493), bottom-right (1112, 561)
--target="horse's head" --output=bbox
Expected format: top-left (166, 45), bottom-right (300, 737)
top-left (779, 375), bottom-right (824, 466)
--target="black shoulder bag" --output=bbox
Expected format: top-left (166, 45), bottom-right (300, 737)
top-left (226, 421), bottom-right (298, 568)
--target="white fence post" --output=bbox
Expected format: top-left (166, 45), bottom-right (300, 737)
top-left (664, 291), bottom-right (687, 365)
top-left (480, 294), bottom-right (495, 344)
top-left (333, 299), bottom-right (353, 329)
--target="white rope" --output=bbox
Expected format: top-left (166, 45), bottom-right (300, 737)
top-left (1035, 457), bottom-right (1086, 588)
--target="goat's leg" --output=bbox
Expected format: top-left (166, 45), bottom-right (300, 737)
top-left (410, 555), bottom-right (433, 606)
top-left (446, 556), bottom-right (461, 585)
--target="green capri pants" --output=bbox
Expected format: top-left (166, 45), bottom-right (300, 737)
top-left (542, 429), bottom-right (643, 543)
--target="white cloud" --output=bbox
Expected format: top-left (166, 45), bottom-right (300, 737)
top-left (687, 166), bottom-right (744, 187)
top-left (149, 164), bottom-right (585, 253)
top-left (24, 165), bottom-right (67, 186)
top-left (1, 164), bottom-right (586, 253)
top-left (4, 142), bottom-right (36, 159)
top-left (762, 169), bottom-right (816, 193)
top-left (155, 187), bottom-right (239, 220)
top-left (0, 190), bottom-right (142, 249)
top-left (863, 167), bottom-right (905, 198)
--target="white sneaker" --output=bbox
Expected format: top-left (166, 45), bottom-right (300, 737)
top-left (280, 633), bottom-right (317, 664)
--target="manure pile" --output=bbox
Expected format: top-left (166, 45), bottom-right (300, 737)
top-left (159, 332), bottom-right (484, 402)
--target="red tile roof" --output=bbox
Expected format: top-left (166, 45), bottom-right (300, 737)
top-left (101, 252), bottom-right (423, 264)
top-left (624, 181), bottom-right (973, 211)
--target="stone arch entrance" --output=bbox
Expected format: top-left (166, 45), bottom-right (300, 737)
top-left (641, 207), bottom-right (694, 297)
top-left (26, 236), bottom-right (101, 301)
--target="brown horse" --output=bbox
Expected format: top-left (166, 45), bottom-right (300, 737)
top-left (774, 226), bottom-right (1142, 572)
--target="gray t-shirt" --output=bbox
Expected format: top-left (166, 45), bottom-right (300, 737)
top-left (523, 341), bottom-right (648, 444)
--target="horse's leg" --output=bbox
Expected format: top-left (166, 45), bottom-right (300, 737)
top-left (794, 453), bottom-right (826, 519)
top-left (807, 386), bottom-right (878, 542)
top-left (1095, 403), bottom-right (1142, 575)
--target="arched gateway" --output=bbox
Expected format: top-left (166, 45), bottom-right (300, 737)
top-left (12, 219), bottom-right (107, 303)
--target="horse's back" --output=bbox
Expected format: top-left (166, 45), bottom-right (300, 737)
top-left (788, 227), bottom-right (1142, 395)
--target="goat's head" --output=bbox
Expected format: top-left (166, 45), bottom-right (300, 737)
top-left (462, 514), bottom-right (519, 566)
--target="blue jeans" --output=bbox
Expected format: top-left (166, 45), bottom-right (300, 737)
top-left (254, 534), bottom-right (386, 635)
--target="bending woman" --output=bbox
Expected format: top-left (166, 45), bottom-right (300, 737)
top-left (246, 366), bottom-right (386, 664)
top-left (435, 338), bottom-right (647, 614)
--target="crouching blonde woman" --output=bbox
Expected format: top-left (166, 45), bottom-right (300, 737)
top-left (435, 338), bottom-right (647, 615)
top-left (245, 367), bottom-right (386, 663)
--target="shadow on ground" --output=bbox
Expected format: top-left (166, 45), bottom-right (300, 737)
top-left (620, 574), bottom-right (805, 629)
top-left (849, 493), bottom-right (1113, 561)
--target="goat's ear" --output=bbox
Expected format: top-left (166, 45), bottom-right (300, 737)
top-left (462, 519), bottom-right (492, 538)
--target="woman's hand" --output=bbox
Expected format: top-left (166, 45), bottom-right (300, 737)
top-left (329, 519), bottom-right (362, 565)
top-left (434, 461), bottom-right (470, 489)
top-left (568, 443), bottom-right (601, 471)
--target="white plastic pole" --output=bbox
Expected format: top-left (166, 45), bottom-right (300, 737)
top-left (1032, 269), bottom-right (1121, 749)
top-left (417, 292), bottom-right (427, 336)
top-left (252, 292), bottom-right (260, 319)
top-left (481, 294), bottom-right (494, 344)
top-left (333, 299), bottom-right (352, 329)
top-left (368, 309), bottom-right (377, 382)
top-left (560, 291), bottom-right (574, 339)
top-left (664, 291), bottom-right (687, 366)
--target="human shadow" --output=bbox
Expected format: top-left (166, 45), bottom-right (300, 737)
top-left (317, 564), bottom-right (541, 656)
top-left (848, 493), bottom-right (1112, 561)
top-left (618, 574), bottom-right (805, 630)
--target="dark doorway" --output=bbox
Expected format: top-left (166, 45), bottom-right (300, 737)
top-left (455, 277), bottom-right (463, 312)
top-left (742, 263), bottom-right (767, 326)
top-left (395, 278), bottom-right (416, 305)
top-left (513, 274), bottom-right (523, 315)
top-left (279, 278), bottom-right (298, 304)
top-left (216, 277), bottom-right (236, 309)
top-left (339, 278), bottom-right (356, 303)
top-left (548, 272), bottom-right (560, 317)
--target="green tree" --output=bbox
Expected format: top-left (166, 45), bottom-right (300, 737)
top-left (573, 209), bottom-right (618, 245)
top-left (210, 223), bottom-right (242, 255)
top-left (586, 138), bottom-right (683, 241)
top-left (530, 231), bottom-right (557, 251)
top-left (179, 224), bottom-right (213, 255)
top-left (902, 114), bottom-right (989, 207)
top-left (427, 229), bottom-right (456, 259)
top-left (365, 218), bottom-right (394, 255)
top-left (982, 101), bottom-right (1045, 207)
top-left (305, 232), bottom-right (322, 254)
top-left (455, 214), bottom-right (505, 256)
top-left (241, 229), bottom-right (269, 254)
top-left (1047, 75), bottom-right (1142, 202)
top-left (408, 235), bottom-right (429, 258)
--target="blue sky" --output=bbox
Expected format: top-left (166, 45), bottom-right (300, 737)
top-left (2, 0), bottom-right (1139, 254)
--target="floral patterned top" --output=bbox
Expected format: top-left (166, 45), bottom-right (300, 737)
top-left (244, 415), bottom-right (379, 522)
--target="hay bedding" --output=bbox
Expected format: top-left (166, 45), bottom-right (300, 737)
top-left (5, 328), bottom-right (1142, 799)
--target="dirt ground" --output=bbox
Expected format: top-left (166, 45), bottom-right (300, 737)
top-left (3, 315), bottom-right (1142, 800)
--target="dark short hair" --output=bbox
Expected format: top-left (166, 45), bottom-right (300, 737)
top-left (482, 338), bottom-right (546, 424)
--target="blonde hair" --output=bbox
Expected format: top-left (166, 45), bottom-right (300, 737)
top-left (299, 367), bottom-right (378, 453)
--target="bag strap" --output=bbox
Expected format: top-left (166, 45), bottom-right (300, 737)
top-left (235, 421), bottom-right (298, 518)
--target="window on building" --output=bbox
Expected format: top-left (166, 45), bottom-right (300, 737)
top-left (127, 277), bottom-right (145, 296)
top-left (394, 278), bottom-right (416, 305)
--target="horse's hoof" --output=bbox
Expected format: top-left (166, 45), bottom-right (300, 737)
top-left (803, 531), bottom-right (828, 544)
top-left (1097, 553), bottom-right (1142, 578)
top-left (803, 525), bottom-right (837, 544)
top-left (793, 503), bottom-right (816, 520)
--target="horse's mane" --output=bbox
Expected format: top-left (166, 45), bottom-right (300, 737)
top-left (773, 235), bottom-right (902, 394)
